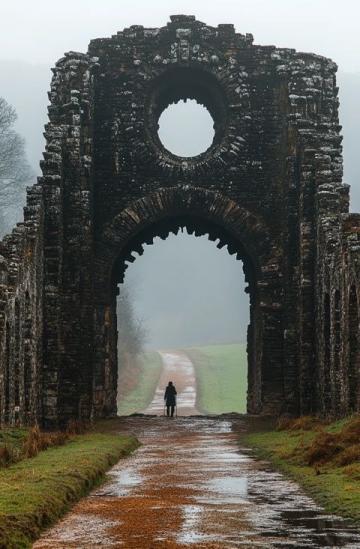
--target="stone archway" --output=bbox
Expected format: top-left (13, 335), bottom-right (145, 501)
top-left (91, 186), bottom-right (284, 418)
top-left (0, 15), bottom-right (352, 427)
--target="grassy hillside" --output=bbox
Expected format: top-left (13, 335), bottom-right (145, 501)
top-left (185, 343), bottom-right (247, 414)
top-left (117, 351), bottom-right (163, 415)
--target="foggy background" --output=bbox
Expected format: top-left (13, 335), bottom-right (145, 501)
top-left (1, 1), bottom-right (360, 348)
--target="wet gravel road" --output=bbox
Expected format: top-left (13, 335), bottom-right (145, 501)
top-left (33, 353), bottom-right (360, 549)
top-left (141, 351), bottom-right (200, 416)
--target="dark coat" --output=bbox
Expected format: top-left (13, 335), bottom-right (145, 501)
top-left (164, 385), bottom-right (177, 406)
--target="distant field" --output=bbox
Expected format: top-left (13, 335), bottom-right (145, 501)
top-left (185, 343), bottom-right (247, 414)
top-left (117, 351), bottom-right (163, 415)
top-left (117, 344), bottom-right (247, 416)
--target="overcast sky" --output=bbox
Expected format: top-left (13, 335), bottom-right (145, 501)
top-left (1, 0), bottom-right (360, 72)
top-left (1, 1), bottom-right (360, 349)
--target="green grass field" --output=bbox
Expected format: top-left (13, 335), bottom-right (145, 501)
top-left (0, 429), bottom-right (139, 548)
top-left (117, 351), bottom-right (163, 415)
top-left (185, 343), bottom-right (247, 414)
top-left (116, 344), bottom-right (247, 415)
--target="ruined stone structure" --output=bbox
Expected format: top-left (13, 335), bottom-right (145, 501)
top-left (0, 15), bottom-right (359, 427)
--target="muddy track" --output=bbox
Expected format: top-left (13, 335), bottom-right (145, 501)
top-left (33, 353), bottom-right (360, 548)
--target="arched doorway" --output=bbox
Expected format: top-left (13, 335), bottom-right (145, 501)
top-left (111, 216), bottom-right (257, 417)
top-left (92, 187), bottom-right (284, 419)
top-left (116, 227), bottom-right (251, 416)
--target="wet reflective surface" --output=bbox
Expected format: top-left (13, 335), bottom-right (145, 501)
top-left (142, 351), bottom-right (200, 416)
top-left (34, 353), bottom-right (360, 548)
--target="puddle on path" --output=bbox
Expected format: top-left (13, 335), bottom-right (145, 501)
top-left (95, 465), bottom-right (143, 498)
top-left (34, 352), bottom-right (360, 549)
top-left (32, 513), bottom-right (119, 547)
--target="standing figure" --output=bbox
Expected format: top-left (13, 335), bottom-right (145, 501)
top-left (164, 381), bottom-right (177, 417)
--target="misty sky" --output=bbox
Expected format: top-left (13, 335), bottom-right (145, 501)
top-left (124, 233), bottom-right (249, 349)
top-left (1, 1), bottom-right (360, 348)
top-left (1, 1), bottom-right (360, 72)
top-left (1, 1), bottom-right (359, 187)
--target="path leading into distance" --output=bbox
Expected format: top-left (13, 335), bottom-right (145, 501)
top-left (34, 352), bottom-right (360, 548)
top-left (141, 350), bottom-right (201, 416)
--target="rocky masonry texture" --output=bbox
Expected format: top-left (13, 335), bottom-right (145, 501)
top-left (0, 15), bottom-right (358, 427)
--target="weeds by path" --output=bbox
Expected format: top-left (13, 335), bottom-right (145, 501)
top-left (244, 415), bottom-right (360, 523)
top-left (0, 421), bottom-right (87, 468)
top-left (0, 428), bottom-right (28, 467)
top-left (0, 428), bottom-right (139, 548)
top-left (117, 351), bottom-right (163, 415)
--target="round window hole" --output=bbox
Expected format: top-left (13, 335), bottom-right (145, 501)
top-left (158, 99), bottom-right (215, 158)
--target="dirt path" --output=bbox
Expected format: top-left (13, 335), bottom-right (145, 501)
top-left (34, 353), bottom-right (360, 549)
top-left (142, 351), bottom-right (200, 416)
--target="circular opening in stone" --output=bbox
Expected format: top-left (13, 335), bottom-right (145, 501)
top-left (147, 67), bottom-right (227, 161)
top-left (158, 100), bottom-right (215, 158)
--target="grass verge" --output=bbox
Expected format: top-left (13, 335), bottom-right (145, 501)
top-left (0, 429), bottom-right (139, 548)
top-left (185, 343), bottom-right (247, 414)
top-left (243, 415), bottom-right (360, 523)
top-left (0, 428), bottom-right (28, 450)
top-left (117, 351), bottom-right (163, 415)
top-left (0, 428), bottom-right (28, 466)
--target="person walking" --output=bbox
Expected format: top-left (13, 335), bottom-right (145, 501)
top-left (164, 381), bottom-right (177, 417)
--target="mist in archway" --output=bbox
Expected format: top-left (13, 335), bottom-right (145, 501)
top-left (116, 230), bottom-right (250, 416)
top-left (121, 231), bottom-right (249, 350)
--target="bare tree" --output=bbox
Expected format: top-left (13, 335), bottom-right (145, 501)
top-left (0, 97), bottom-right (33, 235)
top-left (117, 285), bottom-right (147, 357)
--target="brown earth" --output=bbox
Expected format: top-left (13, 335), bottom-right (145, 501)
top-left (33, 353), bottom-right (360, 548)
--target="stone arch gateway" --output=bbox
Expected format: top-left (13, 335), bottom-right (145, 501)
top-left (1, 15), bottom-right (360, 428)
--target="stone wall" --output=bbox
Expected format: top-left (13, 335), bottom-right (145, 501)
top-left (316, 212), bottom-right (360, 416)
top-left (0, 184), bottom-right (43, 425)
top-left (0, 15), bottom-right (359, 427)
